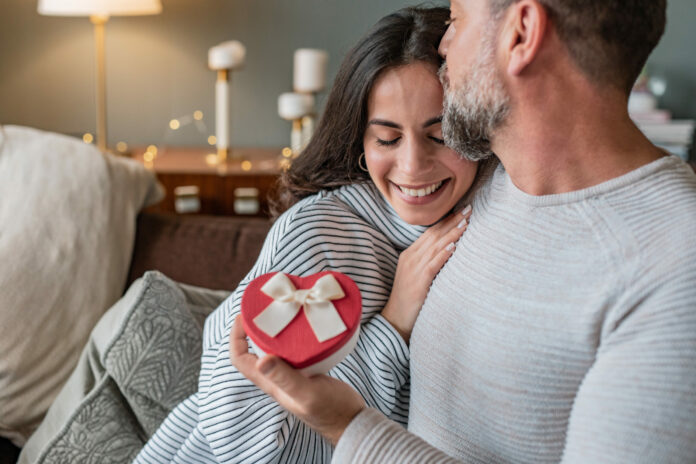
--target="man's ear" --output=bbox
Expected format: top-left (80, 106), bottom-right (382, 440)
top-left (500, 0), bottom-right (548, 77)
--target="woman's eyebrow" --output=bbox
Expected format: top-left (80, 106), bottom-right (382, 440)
top-left (423, 116), bottom-right (442, 128)
top-left (367, 119), bottom-right (401, 129)
top-left (367, 116), bottom-right (442, 129)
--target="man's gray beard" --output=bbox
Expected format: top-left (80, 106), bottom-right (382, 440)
top-left (440, 34), bottom-right (510, 162)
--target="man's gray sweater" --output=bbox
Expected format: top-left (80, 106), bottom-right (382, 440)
top-left (333, 155), bottom-right (696, 463)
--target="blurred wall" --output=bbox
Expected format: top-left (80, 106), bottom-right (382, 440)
top-left (0, 0), bottom-right (693, 148)
top-left (648, 0), bottom-right (696, 121)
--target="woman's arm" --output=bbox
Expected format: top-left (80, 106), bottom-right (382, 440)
top-left (198, 203), bottom-right (470, 463)
top-left (186, 200), bottom-right (422, 462)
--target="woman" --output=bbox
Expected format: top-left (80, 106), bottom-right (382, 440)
top-left (136, 6), bottom-right (483, 463)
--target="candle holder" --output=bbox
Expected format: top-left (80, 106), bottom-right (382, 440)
top-left (278, 93), bottom-right (315, 157)
top-left (293, 49), bottom-right (328, 150)
top-left (209, 40), bottom-right (246, 164)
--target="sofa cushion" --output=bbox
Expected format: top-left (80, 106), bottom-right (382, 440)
top-left (127, 213), bottom-right (271, 291)
top-left (0, 125), bottom-right (163, 445)
top-left (18, 272), bottom-right (230, 464)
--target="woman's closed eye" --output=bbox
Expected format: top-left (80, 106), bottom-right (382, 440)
top-left (376, 135), bottom-right (445, 146)
top-left (376, 137), bottom-right (401, 146)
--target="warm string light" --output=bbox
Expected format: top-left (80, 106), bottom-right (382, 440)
top-left (279, 147), bottom-right (296, 171)
top-left (205, 153), bottom-right (219, 166)
top-left (161, 111), bottom-right (211, 148)
top-left (80, 111), bottom-right (227, 162)
top-left (95, 110), bottom-right (211, 161)
top-left (82, 134), bottom-right (131, 155)
top-left (169, 111), bottom-right (206, 132)
top-left (143, 144), bottom-right (158, 163)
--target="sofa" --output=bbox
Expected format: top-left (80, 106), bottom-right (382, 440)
top-left (0, 212), bottom-right (271, 463)
top-left (0, 125), bottom-right (272, 463)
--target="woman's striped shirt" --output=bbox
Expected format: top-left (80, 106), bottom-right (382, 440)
top-left (134, 182), bottom-right (426, 463)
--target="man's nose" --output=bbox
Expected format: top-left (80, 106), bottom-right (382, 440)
top-left (439, 25), bottom-right (453, 58)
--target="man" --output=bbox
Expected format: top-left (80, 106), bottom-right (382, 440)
top-left (232, 0), bottom-right (696, 462)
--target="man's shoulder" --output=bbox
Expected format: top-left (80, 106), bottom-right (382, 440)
top-left (608, 156), bottom-right (696, 229)
top-left (607, 158), bottom-right (696, 269)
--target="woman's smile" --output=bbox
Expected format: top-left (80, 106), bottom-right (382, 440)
top-left (390, 178), bottom-right (450, 204)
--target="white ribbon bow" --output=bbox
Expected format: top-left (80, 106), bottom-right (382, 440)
top-left (253, 273), bottom-right (348, 343)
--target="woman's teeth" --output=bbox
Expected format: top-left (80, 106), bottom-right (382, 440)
top-left (397, 180), bottom-right (444, 197)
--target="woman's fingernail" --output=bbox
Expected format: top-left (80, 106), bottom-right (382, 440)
top-left (445, 242), bottom-right (455, 251)
top-left (461, 204), bottom-right (472, 216)
top-left (457, 218), bottom-right (468, 229)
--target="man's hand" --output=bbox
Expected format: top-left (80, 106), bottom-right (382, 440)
top-left (229, 315), bottom-right (366, 445)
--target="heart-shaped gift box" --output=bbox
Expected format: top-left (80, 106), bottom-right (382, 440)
top-left (241, 271), bottom-right (362, 376)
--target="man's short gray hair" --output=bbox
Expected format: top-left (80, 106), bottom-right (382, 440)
top-left (489, 0), bottom-right (667, 93)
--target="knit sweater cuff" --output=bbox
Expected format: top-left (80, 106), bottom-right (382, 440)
top-left (332, 408), bottom-right (461, 464)
top-left (332, 408), bottom-right (390, 463)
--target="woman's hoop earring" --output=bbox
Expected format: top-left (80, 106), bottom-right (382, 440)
top-left (358, 153), bottom-right (369, 172)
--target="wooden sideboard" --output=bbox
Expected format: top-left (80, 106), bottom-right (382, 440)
top-left (131, 147), bottom-right (286, 217)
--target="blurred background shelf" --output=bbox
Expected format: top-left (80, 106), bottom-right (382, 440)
top-left (131, 146), bottom-right (284, 217)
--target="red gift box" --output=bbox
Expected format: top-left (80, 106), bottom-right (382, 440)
top-left (241, 271), bottom-right (362, 376)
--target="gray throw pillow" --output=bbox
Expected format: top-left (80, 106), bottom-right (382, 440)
top-left (18, 271), bottom-right (230, 464)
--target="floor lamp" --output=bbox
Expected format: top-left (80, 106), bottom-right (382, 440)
top-left (38, 0), bottom-right (162, 152)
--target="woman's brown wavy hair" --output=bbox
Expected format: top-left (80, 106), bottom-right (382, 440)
top-left (270, 6), bottom-right (451, 218)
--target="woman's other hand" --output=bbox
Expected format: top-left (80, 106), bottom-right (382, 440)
top-left (229, 316), bottom-right (365, 445)
top-left (381, 204), bottom-right (472, 343)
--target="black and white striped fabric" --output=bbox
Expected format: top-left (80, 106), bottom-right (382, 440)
top-left (134, 182), bottom-right (427, 463)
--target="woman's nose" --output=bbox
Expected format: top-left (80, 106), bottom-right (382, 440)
top-left (398, 139), bottom-right (433, 176)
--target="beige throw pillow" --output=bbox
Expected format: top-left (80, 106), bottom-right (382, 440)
top-left (0, 125), bottom-right (163, 446)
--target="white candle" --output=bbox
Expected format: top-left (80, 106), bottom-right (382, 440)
top-left (208, 41), bottom-right (246, 71)
top-left (278, 92), bottom-right (315, 121)
top-left (209, 40), bottom-right (245, 155)
top-left (293, 49), bottom-right (328, 93)
top-left (216, 75), bottom-right (229, 150)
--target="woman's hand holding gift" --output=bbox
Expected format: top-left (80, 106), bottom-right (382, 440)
top-left (230, 315), bottom-right (365, 445)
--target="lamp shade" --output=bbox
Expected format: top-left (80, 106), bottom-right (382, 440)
top-left (38, 0), bottom-right (162, 16)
